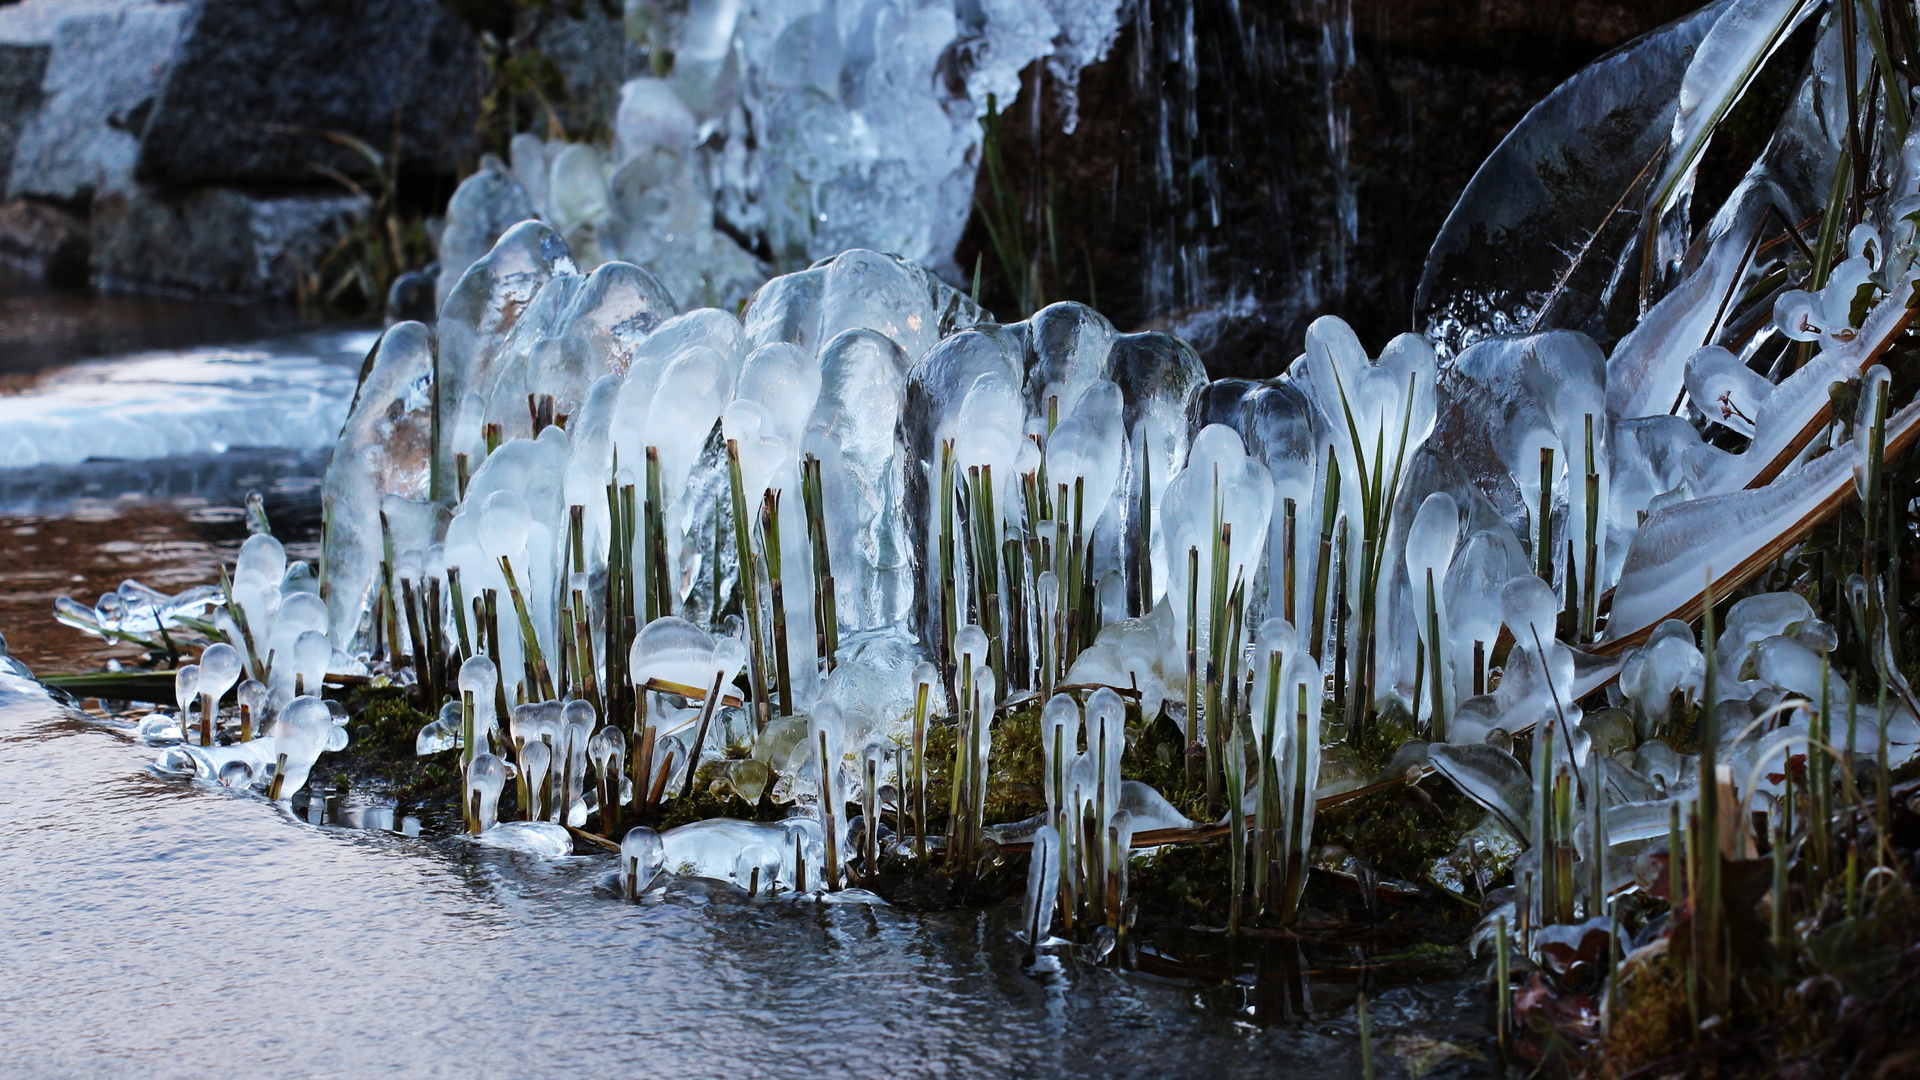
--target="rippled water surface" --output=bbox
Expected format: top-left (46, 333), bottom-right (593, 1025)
top-left (0, 669), bottom-right (1497, 1079)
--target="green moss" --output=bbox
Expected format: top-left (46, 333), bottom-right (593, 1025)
top-left (1127, 840), bottom-right (1236, 925)
top-left (651, 783), bottom-right (789, 830)
top-left (1595, 950), bottom-right (1696, 1079)
top-left (1122, 705), bottom-right (1209, 821)
top-left (1343, 703), bottom-right (1418, 775)
top-left (923, 719), bottom-right (956, 833)
top-left (985, 702), bottom-right (1045, 821)
top-left (1315, 780), bottom-right (1483, 885)
top-left (332, 686), bottom-right (461, 811)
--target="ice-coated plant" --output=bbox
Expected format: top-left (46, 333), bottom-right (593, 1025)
top-left (47, 3), bottom-right (1920, 1070)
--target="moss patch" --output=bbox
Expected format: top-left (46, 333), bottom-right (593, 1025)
top-left (332, 686), bottom-right (460, 811)
top-left (1315, 780), bottom-right (1483, 886)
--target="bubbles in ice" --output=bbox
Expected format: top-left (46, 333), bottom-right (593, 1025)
top-left (1161, 424), bottom-right (1274, 646)
top-left (285, 631), bottom-right (331, 697)
top-left (1446, 530), bottom-right (1516, 708)
top-left (1853, 364), bottom-right (1892, 500)
top-left (521, 739), bottom-right (554, 821)
top-left (588, 725), bottom-right (626, 784)
top-left (1683, 346), bottom-right (1771, 437)
top-left (1634, 740), bottom-right (1686, 794)
top-left (1045, 379), bottom-right (1126, 533)
top-left (1501, 575), bottom-right (1559, 649)
top-left (458, 655), bottom-right (500, 746)
top-left (661, 817), bottom-right (820, 890)
top-left (1618, 625), bottom-right (1702, 735)
top-left (416, 709), bottom-right (459, 756)
top-left (218, 759), bottom-right (255, 789)
top-left (1088, 686), bottom-right (1125, 820)
top-left (479, 490), bottom-right (532, 563)
top-left (629, 616), bottom-right (744, 692)
top-left (1429, 742), bottom-right (1532, 840)
top-left (953, 624), bottom-right (990, 672)
top-left (136, 712), bottom-right (185, 746)
top-left (1040, 692), bottom-right (1080, 821)
top-left (475, 821), bottom-right (574, 856)
top-left (621, 826), bottom-right (667, 898)
top-left (732, 842), bottom-right (782, 896)
top-left (1714, 592), bottom-right (1821, 694)
top-left (808, 702), bottom-right (849, 863)
top-left (1407, 492), bottom-right (1460, 727)
top-left (1118, 780), bottom-right (1195, 833)
top-left (197, 642), bottom-right (242, 704)
top-left (1580, 708), bottom-right (1637, 761)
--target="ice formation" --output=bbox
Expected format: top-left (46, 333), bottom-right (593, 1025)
top-left (319, 34), bottom-right (1920, 898)
top-left (433, 0), bottom-right (1128, 311)
top-left (45, 0), bottom-right (1920, 985)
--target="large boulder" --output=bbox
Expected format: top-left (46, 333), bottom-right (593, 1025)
top-left (0, 0), bottom-right (193, 203)
top-left (0, 10), bottom-right (52, 198)
top-left (1, 0), bottom-right (480, 200)
top-left (0, 0), bottom-right (479, 297)
top-left (90, 186), bottom-right (367, 298)
top-left (135, 0), bottom-right (482, 186)
top-left (0, 198), bottom-right (89, 286)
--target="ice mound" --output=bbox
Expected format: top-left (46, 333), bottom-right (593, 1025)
top-left (474, 820), bottom-right (575, 857)
top-left (436, 0), bottom-right (1131, 308)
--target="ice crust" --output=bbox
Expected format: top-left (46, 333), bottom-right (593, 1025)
top-left (0, 331), bottom-right (376, 470)
top-left (340, 187), bottom-right (1920, 782)
top-left (118, 0), bottom-right (1920, 900)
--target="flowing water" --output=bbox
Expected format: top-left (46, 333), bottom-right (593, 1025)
top-left (0, 672), bottom-right (1492, 1079)
top-left (0, 322), bottom-right (1493, 1079)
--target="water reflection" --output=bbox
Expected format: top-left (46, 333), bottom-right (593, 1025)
top-left (0, 262), bottom-right (313, 377)
top-left (0, 676), bottom-right (1496, 1079)
top-left (0, 490), bottom-right (321, 673)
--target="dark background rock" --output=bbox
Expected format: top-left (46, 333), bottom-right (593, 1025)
top-left (438, 0), bottom-right (644, 154)
top-left (1, 0), bottom-right (195, 204)
top-left (954, 0), bottom-right (1703, 377)
top-left (134, 0), bottom-right (483, 189)
top-left (90, 186), bottom-right (366, 298)
top-left (0, 36), bottom-right (48, 197)
top-left (516, 0), bottom-right (647, 141)
top-left (0, 198), bottom-right (87, 286)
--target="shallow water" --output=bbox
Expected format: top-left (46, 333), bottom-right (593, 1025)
top-left (0, 489), bottom-right (322, 674)
top-left (0, 264), bottom-right (311, 378)
top-left (0, 318), bottom-right (354, 673)
top-left (0, 667), bottom-right (1497, 1079)
top-left (0, 327), bottom-right (374, 471)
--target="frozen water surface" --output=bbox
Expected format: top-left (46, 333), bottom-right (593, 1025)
top-left (0, 329), bottom-right (376, 469)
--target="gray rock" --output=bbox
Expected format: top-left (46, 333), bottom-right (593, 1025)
top-left (90, 186), bottom-right (367, 298)
top-left (0, 198), bottom-right (89, 285)
top-left (135, 0), bottom-right (481, 186)
top-left (0, 34), bottom-right (50, 200)
top-left (0, 0), bottom-right (193, 203)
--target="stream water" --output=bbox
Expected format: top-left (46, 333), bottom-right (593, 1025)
top-left (0, 666), bottom-right (1495, 1080)
top-left (0, 318), bottom-right (1495, 1079)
